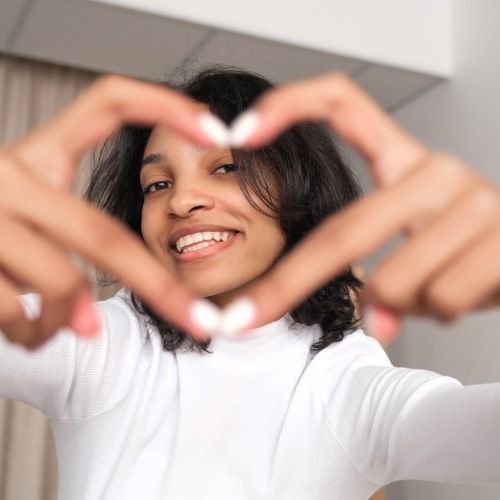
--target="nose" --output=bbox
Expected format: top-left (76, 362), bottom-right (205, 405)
top-left (167, 182), bottom-right (215, 217)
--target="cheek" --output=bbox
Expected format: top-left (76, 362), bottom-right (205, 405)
top-left (140, 205), bottom-right (160, 249)
top-left (246, 222), bottom-right (286, 266)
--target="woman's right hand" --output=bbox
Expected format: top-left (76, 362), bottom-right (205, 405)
top-left (0, 75), bottom-right (227, 350)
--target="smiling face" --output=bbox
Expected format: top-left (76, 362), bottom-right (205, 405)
top-left (140, 113), bottom-right (286, 308)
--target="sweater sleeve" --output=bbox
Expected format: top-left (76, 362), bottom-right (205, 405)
top-left (0, 288), bottom-right (151, 421)
top-left (314, 329), bottom-right (500, 486)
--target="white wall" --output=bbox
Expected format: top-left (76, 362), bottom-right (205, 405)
top-left (384, 1), bottom-right (500, 498)
top-left (92, 0), bottom-right (453, 76)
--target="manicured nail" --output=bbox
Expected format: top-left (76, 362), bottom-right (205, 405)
top-left (229, 111), bottom-right (259, 147)
top-left (71, 289), bottom-right (101, 337)
top-left (190, 298), bottom-right (222, 336)
top-left (197, 112), bottom-right (231, 147)
top-left (218, 297), bottom-right (256, 337)
top-left (364, 305), bottom-right (399, 343)
top-left (72, 307), bottom-right (101, 337)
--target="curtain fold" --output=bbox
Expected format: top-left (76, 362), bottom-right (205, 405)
top-left (0, 53), bottom-right (97, 500)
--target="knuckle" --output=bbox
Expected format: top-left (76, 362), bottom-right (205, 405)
top-left (425, 151), bottom-right (462, 180)
top-left (50, 271), bottom-right (87, 300)
top-left (323, 72), bottom-right (352, 101)
top-left (423, 283), bottom-right (460, 322)
top-left (467, 185), bottom-right (500, 215)
top-left (364, 275), bottom-right (402, 310)
top-left (0, 154), bottom-right (23, 191)
top-left (426, 151), bottom-right (478, 188)
top-left (94, 74), bottom-right (125, 94)
top-left (91, 75), bottom-right (131, 110)
top-left (0, 154), bottom-right (13, 185)
top-left (327, 71), bottom-right (351, 88)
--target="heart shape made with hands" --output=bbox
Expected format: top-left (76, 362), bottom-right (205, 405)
top-left (185, 111), bottom-right (274, 337)
top-left (12, 72), bottom-right (465, 344)
top-left (216, 72), bottom-right (500, 342)
top-left (192, 72), bottom-right (439, 340)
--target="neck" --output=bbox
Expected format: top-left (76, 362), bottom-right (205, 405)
top-left (205, 273), bottom-right (264, 309)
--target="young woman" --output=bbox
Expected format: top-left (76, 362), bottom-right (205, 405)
top-left (0, 66), bottom-right (499, 500)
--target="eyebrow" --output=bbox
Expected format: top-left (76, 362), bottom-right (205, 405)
top-left (141, 152), bottom-right (168, 170)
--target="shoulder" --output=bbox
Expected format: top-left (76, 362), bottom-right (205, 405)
top-left (312, 328), bottom-right (392, 372)
top-left (94, 287), bottom-right (150, 345)
top-left (311, 328), bottom-right (462, 417)
top-left (15, 287), bottom-right (153, 420)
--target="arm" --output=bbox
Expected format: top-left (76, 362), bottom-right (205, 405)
top-left (0, 289), bottom-right (149, 421)
top-left (316, 330), bottom-right (500, 486)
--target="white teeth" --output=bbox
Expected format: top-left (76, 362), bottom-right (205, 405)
top-left (182, 241), bottom-right (213, 253)
top-left (174, 230), bottom-right (236, 252)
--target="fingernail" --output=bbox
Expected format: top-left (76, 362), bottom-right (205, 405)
top-left (229, 111), bottom-right (259, 148)
top-left (197, 112), bottom-right (230, 147)
top-left (364, 305), bottom-right (399, 343)
top-left (75, 305), bottom-right (101, 337)
top-left (71, 289), bottom-right (101, 337)
top-left (190, 299), bottom-right (222, 336)
top-left (218, 297), bottom-right (256, 337)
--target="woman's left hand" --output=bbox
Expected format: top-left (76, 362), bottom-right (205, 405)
top-left (224, 73), bottom-right (500, 342)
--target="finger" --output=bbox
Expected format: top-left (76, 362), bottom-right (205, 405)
top-left (6, 75), bottom-right (226, 190)
top-left (476, 289), bottom-right (500, 310)
top-left (0, 158), bottom-right (213, 340)
top-left (364, 304), bottom-right (402, 344)
top-left (233, 73), bottom-right (428, 187)
top-left (222, 154), bottom-right (474, 330)
top-left (0, 273), bottom-right (33, 347)
top-left (365, 185), bottom-right (499, 313)
top-left (0, 211), bottom-right (94, 348)
top-left (421, 219), bottom-right (500, 321)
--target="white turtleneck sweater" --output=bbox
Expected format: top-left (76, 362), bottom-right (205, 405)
top-left (1, 287), bottom-right (500, 500)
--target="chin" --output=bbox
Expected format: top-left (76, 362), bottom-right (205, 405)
top-left (186, 279), bottom-right (247, 302)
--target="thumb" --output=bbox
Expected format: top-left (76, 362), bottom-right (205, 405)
top-left (68, 287), bottom-right (101, 337)
top-left (364, 304), bottom-right (401, 344)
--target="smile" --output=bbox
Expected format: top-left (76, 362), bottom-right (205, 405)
top-left (172, 232), bottom-right (240, 264)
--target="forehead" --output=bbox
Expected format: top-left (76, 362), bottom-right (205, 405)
top-left (141, 125), bottom-right (232, 173)
top-left (145, 125), bottom-right (207, 153)
top-left (144, 100), bottom-right (210, 150)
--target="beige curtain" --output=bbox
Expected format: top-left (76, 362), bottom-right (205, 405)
top-left (0, 54), bottom-right (99, 500)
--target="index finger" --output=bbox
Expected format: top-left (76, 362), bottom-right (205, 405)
top-left (6, 75), bottom-right (229, 190)
top-left (0, 157), bottom-right (218, 340)
top-left (233, 73), bottom-right (429, 188)
top-left (224, 159), bottom-right (469, 330)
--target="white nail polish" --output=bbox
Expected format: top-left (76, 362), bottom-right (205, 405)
top-left (218, 297), bottom-right (256, 337)
top-left (198, 113), bottom-right (231, 147)
top-left (190, 299), bottom-right (222, 336)
top-left (229, 111), bottom-right (259, 147)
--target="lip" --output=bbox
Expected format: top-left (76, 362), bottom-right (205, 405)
top-left (168, 224), bottom-right (240, 249)
top-left (172, 231), bottom-right (240, 264)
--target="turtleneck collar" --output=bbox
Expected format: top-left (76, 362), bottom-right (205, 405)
top-left (117, 287), bottom-right (321, 355)
top-left (208, 312), bottom-right (317, 354)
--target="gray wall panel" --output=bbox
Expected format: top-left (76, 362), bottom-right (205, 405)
top-left (9, 0), bottom-right (213, 78)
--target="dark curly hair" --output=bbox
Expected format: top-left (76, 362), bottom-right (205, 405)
top-left (83, 64), bottom-right (364, 355)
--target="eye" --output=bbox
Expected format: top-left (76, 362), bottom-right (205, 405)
top-left (214, 163), bottom-right (237, 174)
top-left (142, 180), bottom-right (172, 195)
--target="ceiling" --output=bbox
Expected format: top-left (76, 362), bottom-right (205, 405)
top-left (0, 0), bottom-right (445, 112)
